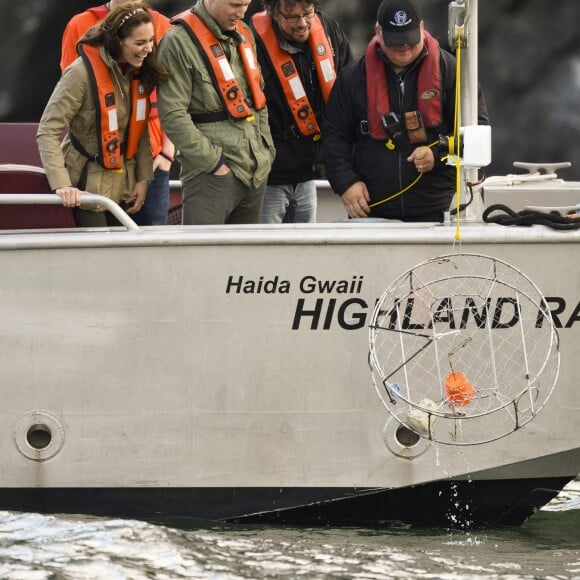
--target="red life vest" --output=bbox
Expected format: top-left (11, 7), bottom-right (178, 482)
top-left (366, 31), bottom-right (443, 140)
top-left (78, 43), bottom-right (150, 168)
top-left (251, 12), bottom-right (336, 138)
top-left (173, 10), bottom-right (266, 120)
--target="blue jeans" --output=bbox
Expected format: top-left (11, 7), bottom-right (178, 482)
top-left (260, 181), bottom-right (317, 224)
top-left (133, 168), bottom-right (170, 226)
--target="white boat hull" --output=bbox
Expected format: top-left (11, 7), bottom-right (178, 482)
top-left (1, 221), bottom-right (578, 526)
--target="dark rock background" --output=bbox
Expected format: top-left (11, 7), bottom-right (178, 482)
top-left (2, 0), bottom-right (580, 178)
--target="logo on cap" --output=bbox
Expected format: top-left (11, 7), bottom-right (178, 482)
top-left (390, 10), bottom-right (412, 27)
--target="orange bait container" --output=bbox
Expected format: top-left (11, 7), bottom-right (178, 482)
top-left (445, 371), bottom-right (475, 407)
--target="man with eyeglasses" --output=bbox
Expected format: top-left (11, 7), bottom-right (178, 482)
top-left (250, 1), bottom-right (352, 223)
top-left (323, 0), bottom-right (489, 222)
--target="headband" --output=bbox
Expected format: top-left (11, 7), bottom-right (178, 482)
top-left (118, 8), bottom-right (145, 29)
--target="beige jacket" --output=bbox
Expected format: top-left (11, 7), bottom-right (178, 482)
top-left (37, 46), bottom-right (152, 205)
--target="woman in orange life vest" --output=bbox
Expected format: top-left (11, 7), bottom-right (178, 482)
top-left (37, 2), bottom-right (171, 227)
top-left (60, 0), bottom-right (175, 227)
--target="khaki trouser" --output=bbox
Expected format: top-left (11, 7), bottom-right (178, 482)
top-left (182, 171), bottom-right (265, 225)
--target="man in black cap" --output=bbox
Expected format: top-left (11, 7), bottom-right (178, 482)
top-left (323, 0), bottom-right (489, 222)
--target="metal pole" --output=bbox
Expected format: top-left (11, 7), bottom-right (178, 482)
top-left (449, 0), bottom-right (482, 220)
top-left (463, 0), bottom-right (483, 220)
top-left (461, 0), bottom-right (478, 129)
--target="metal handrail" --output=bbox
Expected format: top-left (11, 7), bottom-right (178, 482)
top-left (0, 193), bottom-right (142, 232)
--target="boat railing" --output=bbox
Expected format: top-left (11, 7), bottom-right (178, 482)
top-left (0, 193), bottom-right (141, 232)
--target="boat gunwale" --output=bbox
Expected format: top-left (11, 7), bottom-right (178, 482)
top-left (0, 222), bottom-right (578, 250)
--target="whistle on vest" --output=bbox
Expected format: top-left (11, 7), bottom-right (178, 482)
top-left (381, 112), bottom-right (412, 156)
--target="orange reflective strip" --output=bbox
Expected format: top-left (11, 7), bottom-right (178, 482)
top-left (125, 78), bottom-right (151, 160)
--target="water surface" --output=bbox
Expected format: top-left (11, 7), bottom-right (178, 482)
top-left (0, 480), bottom-right (578, 579)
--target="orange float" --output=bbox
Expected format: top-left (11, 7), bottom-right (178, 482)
top-left (445, 371), bottom-right (475, 407)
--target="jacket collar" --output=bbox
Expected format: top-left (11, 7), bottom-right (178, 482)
top-left (195, 1), bottom-right (243, 43)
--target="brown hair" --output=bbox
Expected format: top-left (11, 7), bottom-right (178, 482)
top-left (80, 2), bottom-right (171, 92)
top-left (261, 0), bottom-right (320, 16)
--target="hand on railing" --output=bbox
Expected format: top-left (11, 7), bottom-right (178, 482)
top-left (0, 192), bottom-right (141, 232)
top-left (54, 186), bottom-right (88, 207)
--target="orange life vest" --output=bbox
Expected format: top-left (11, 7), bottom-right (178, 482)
top-left (173, 10), bottom-right (266, 120)
top-left (88, 5), bottom-right (109, 19)
top-left (251, 12), bottom-right (336, 138)
top-left (365, 31), bottom-right (443, 140)
top-left (78, 43), bottom-right (150, 168)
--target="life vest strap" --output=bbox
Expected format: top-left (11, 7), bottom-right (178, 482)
top-left (69, 132), bottom-right (126, 166)
top-left (191, 111), bottom-right (230, 124)
top-left (271, 125), bottom-right (302, 141)
top-left (69, 132), bottom-right (99, 164)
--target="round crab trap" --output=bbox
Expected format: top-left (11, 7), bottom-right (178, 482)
top-left (368, 253), bottom-right (560, 445)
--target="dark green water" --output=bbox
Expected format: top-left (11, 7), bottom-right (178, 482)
top-left (0, 482), bottom-right (578, 579)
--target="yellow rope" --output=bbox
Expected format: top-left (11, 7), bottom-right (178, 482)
top-left (369, 140), bottom-right (439, 209)
top-left (453, 27), bottom-right (463, 241)
top-left (369, 174), bottom-right (422, 209)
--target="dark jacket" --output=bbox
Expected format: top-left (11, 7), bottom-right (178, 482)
top-left (323, 40), bottom-right (489, 222)
top-left (251, 11), bottom-right (352, 186)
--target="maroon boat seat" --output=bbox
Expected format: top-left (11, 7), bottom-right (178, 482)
top-left (0, 164), bottom-right (76, 229)
top-left (0, 122), bottom-right (43, 166)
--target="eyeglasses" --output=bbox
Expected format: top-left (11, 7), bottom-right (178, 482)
top-left (278, 10), bottom-right (316, 24)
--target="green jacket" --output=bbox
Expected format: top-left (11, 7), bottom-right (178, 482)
top-left (37, 46), bottom-right (152, 205)
top-left (157, 3), bottom-right (275, 188)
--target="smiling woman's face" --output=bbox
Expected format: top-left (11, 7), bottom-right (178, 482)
top-left (118, 22), bottom-right (155, 67)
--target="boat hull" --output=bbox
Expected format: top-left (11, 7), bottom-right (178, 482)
top-left (0, 222), bottom-right (578, 527)
top-left (0, 476), bottom-right (573, 528)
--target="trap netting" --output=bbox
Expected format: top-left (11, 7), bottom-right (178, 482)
top-left (368, 253), bottom-right (560, 445)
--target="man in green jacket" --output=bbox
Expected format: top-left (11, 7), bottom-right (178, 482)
top-left (157, 0), bottom-right (275, 225)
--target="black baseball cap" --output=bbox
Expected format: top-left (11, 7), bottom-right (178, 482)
top-left (377, 0), bottom-right (422, 47)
